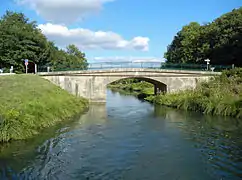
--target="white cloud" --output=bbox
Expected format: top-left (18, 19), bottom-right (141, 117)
top-left (93, 56), bottom-right (165, 63)
top-left (38, 23), bottom-right (149, 51)
top-left (17, 0), bottom-right (151, 52)
top-left (16, 0), bottom-right (114, 23)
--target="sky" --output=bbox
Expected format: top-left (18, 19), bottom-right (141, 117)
top-left (0, 0), bottom-right (241, 63)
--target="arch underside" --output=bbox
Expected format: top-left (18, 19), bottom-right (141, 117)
top-left (107, 76), bottom-right (167, 95)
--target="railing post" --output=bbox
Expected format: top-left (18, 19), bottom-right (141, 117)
top-left (10, 66), bottom-right (13, 73)
top-left (35, 64), bottom-right (37, 74)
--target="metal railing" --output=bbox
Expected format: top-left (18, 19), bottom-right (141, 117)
top-left (37, 62), bottom-right (233, 73)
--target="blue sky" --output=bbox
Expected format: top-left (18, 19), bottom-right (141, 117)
top-left (0, 0), bottom-right (241, 63)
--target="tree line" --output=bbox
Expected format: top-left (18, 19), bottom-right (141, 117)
top-left (0, 11), bottom-right (88, 73)
top-left (165, 7), bottom-right (242, 67)
top-left (1, 8), bottom-right (241, 73)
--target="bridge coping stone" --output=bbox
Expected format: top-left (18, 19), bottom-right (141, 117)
top-left (38, 68), bottom-right (221, 76)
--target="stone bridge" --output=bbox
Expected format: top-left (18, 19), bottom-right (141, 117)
top-left (38, 68), bottom-right (220, 102)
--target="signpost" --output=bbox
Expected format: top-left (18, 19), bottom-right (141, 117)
top-left (25, 59), bottom-right (28, 74)
top-left (205, 59), bottom-right (210, 71)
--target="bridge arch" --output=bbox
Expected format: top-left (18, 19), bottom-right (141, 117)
top-left (105, 76), bottom-right (168, 95)
top-left (40, 68), bottom-right (217, 102)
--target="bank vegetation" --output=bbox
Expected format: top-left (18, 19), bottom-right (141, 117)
top-left (148, 68), bottom-right (242, 118)
top-left (0, 75), bottom-right (88, 143)
top-left (109, 68), bottom-right (242, 118)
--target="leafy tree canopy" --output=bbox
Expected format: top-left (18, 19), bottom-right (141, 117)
top-left (0, 11), bottom-right (88, 73)
top-left (165, 7), bottom-right (242, 67)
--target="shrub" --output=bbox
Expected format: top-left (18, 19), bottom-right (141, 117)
top-left (154, 68), bottom-right (242, 118)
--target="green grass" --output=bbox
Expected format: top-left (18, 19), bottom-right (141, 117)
top-left (0, 75), bottom-right (88, 143)
top-left (108, 68), bottom-right (242, 118)
top-left (108, 81), bottom-right (154, 97)
top-left (150, 68), bottom-right (242, 118)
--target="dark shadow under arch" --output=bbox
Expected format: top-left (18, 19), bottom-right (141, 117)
top-left (108, 76), bottom-right (167, 95)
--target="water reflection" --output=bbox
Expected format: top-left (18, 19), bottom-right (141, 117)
top-left (0, 90), bottom-right (242, 179)
top-left (153, 106), bottom-right (242, 179)
top-left (77, 103), bottom-right (107, 125)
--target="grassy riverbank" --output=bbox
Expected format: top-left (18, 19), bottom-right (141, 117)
top-left (108, 68), bottom-right (242, 118)
top-left (108, 80), bottom-right (154, 99)
top-left (149, 68), bottom-right (242, 118)
top-left (0, 75), bottom-right (88, 143)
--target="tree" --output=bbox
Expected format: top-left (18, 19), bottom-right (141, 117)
top-left (164, 7), bottom-right (242, 67)
top-left (51, 44), bottom-right (88, 70)
top-left (0, 11), bottom-right (89, 73)
top-left (165, 22), bottom-right (205, 64)
top-left (0, 11), bottom-right (50, 73)
top-left (66, 44), bottom-right (88, 69)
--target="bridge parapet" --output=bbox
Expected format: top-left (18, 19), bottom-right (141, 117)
top-left (38, 68), bottom-right (221, 76)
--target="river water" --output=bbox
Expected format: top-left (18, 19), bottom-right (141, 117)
top-left (1, 89), bottom-right (242, 180)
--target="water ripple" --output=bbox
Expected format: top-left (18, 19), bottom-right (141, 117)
top-left (0, 90), bottom-right (242, 180)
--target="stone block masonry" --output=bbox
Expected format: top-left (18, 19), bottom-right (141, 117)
top-left (39, 68), bottom-right (219, 102)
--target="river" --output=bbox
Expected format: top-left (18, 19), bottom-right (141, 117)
top-left (1, 89), bottom-right (242, 179)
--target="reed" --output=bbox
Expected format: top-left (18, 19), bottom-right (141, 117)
top-left (152, 68), bottom-right (242, 118)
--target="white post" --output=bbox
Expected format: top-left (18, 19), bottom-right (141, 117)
top-left (35, 64), bottom-right (37, 74)
top-left (10, 66), bottom-right (13, 73)
top-left (47, 66), bottom-right (50, 72)
top-left (25, 65), bottom-right (28, 74)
